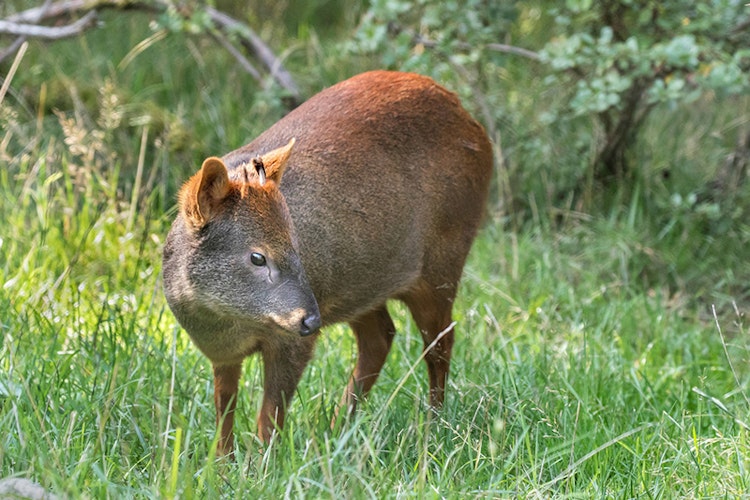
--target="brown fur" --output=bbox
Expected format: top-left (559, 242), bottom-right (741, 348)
top-left (163, 70), bottom-right (493, 455)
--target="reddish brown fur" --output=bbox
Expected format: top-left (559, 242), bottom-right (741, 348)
top-left (163, 71), bottom-right (493, 455)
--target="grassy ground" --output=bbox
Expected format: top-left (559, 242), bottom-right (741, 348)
top-left (1, 7), bottom-right (750, 499)
top-left (2, 162), bottom-right (748, 497)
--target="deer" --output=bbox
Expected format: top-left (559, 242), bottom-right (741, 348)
top-left (162, 70), bottom-right (493, 455)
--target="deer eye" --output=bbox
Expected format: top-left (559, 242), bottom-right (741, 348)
top-left (250, 252), bottom-right (266, 267)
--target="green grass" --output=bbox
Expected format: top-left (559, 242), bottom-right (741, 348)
top-left (1, 4), bottom-right (750, 497)
top-left (1, 150), bottom-right (748, 497)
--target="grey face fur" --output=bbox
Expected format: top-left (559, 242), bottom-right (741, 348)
top-left (162, 181), bottom-right (321, 361)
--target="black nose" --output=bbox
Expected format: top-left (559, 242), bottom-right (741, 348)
top-left (300, 312), bottom-right (321, 336)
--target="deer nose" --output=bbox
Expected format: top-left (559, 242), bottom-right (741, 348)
top-left (300, 312), bottom-right (321, 336)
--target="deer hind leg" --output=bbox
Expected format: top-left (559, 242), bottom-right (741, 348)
top-left (402, 282), bottom-right (457, 408)
top-left (338, 305), bottom-right (396, 416)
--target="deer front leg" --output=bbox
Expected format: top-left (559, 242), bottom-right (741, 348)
top-left (258, 338), bottom-right (317, 443)
top-left (213, 362), bottom-right (243, 456)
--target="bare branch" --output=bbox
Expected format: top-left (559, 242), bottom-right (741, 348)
top-left (414, 34), bottom-right (540, 61)
top-left (1, 0), bottom-right (301, 107)
top-left (6, 0), bottom-right (93, 23)
top-left (0, 10), bottom-right (97, 39)
top-left (485, 43), bottom-right (540, 61)
top-left (205, 6), bottom-right (300, 103)
top-left (5, 0), bottom-right (154, 23)
top-left (0, 0), bottom-right (51, 64)
top-left (210, 29), bottom-right (263, 82)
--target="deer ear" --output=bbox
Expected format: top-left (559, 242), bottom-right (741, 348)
top-left (258, 138), bottom-right (295, 185)
top-left (179, 157), bottom-right (231, 228)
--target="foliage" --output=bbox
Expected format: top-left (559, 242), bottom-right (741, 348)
top-left (352, 0), bottom-right (750, 209)
top-left (348, 0), bottom-right (521, 124)
top-left (351, 0), bottom-right (518, 71)
top-left (541, 0), bottom-right (750, 183)
top-left (349, 0), bottom-right (536, 217)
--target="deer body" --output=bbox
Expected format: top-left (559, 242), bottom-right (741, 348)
top-left (163, 71), bottom-right (492, 454)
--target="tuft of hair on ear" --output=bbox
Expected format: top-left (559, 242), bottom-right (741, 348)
top-left (179, 157), bottom-right (231, 228)
top-left (259, 138), bottom-right (295, 185)
top-left (252, 157), bottom-right (267, 186)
